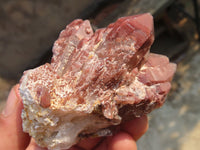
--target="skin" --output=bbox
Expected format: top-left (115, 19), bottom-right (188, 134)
top-left (0, 84), bottom-right (148, 150)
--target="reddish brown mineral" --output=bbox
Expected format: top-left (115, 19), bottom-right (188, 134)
top-left (19, 13), bottom-right (176, 149)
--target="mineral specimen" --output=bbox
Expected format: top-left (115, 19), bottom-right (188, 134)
top-left (19, 13), bottom-right (176, 149)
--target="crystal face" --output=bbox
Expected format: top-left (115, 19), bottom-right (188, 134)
top-left (19, 13), bottom-right (176, 149)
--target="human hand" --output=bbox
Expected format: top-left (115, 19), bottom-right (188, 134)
top-left (0, 84), bottom-right (148, 150)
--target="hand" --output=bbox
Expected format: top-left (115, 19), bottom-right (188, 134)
top-left (0, 84), bottom-right (148, 150)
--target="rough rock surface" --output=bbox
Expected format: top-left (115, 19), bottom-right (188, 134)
top-left (19, 13), bottom-right (176, 150)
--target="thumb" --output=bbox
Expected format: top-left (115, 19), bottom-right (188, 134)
top-left (0, 84), bottom-right (30, 150)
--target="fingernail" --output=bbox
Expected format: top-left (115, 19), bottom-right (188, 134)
top-left (1, 84), bottom-right (20, 117)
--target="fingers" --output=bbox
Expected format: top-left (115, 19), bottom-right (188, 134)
top-left (76, 116), bottom-right (148, 150)
top-left (0, 84), bottom-right (30, 150)
top-left (94, 132), bottom-right (137, 150)
top-left (76, 137), bottom-right (102, 150)
top-left (121, 115), bottom-right (149, 141)
top-left (107, 132), bottom-right (137, 150)
top-left (67, 146), bottom-right (82, 150)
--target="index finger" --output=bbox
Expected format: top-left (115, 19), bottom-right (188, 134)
top-left (121, 115), bottom-right (149, 141)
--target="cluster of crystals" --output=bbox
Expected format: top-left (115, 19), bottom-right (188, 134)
top-left (20, 13), bottom-right (176, 149)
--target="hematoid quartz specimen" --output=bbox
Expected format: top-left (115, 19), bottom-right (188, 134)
top-left (19, 13), bottom-right (176, 149)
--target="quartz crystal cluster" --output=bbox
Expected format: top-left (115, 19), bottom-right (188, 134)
top-left (19, 13), bottom-right (176, 149)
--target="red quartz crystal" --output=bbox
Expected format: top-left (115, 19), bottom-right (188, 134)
top-left (20, 13), bottom-right (176, 122)
top-left (19, 13), bottom-right (177, 149)
top-left (22, 14), bottom-right (176, 119)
